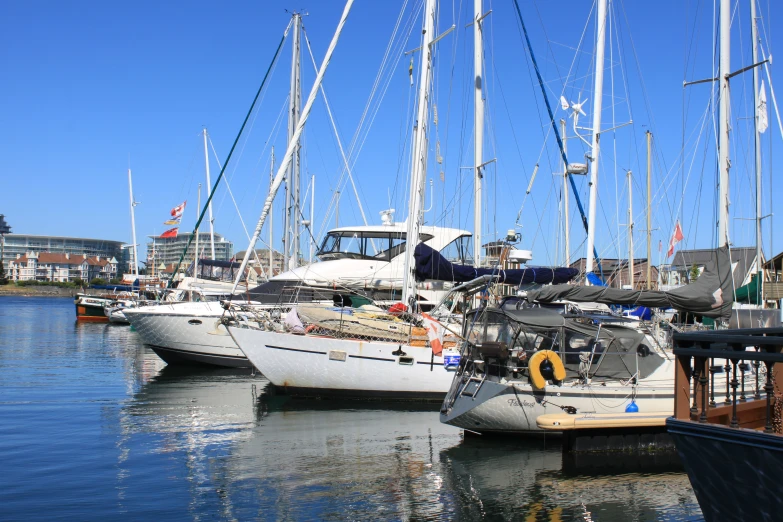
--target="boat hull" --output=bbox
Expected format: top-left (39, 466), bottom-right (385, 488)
top-left (228, 326), bottom-right (455, 400)
top-left (667, 418), bottom-right (783, 522)
top-left (440, 363), bottom-right (675, 434)
top-left (74, 295), bottom-right (113, 322)
top-left (124, 302), bottom-right (250, 368)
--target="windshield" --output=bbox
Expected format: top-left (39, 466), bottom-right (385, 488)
top-left (316, 231), bottom-right (434, 262)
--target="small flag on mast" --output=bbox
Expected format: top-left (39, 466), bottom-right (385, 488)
top-left (164, 201), bottom-right (186, 225)
top-left (667, 221), bottom-right (684, 257)
top-left (758, 80), bottom-right (769, 134)
top-left (170, 201), bottom-right (186, 218)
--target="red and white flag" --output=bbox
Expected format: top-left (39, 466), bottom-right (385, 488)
top-left (170, 201), bottom-right (186, 219)
top-left (160, 227), bottom-right (179, 239)
top-left (667, 221), bottom-right (684, 257)
top-left (421, 313), bottom-right (445, 356)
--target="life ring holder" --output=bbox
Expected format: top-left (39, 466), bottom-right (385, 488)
top-left (528, 349), bottom-right (566, 390)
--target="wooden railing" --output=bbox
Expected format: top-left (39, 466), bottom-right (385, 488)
top-left (673, 328), bottom-right (783, 433)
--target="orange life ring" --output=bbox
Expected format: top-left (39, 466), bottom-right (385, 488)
top-left (528, 350), bottom-right (566, 390)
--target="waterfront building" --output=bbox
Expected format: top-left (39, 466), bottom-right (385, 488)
top-left (121, 244), bottom-right (139, 274)
top-left (2, 234), bottom-right (124, 272)
top-left (146, 232), bottom-right (233, 272)
top-left (236, 248), bottom-right (286, 277)
top-left (569, 257), bottom-right (659, 290)
top-left (8, 252), bottom-right (119, 283)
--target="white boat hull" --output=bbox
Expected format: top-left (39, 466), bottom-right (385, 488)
top-left (124, 302), bottom-right (249, 368)
top-left (228, 326), bottom-right (456, 400)
top-left (440, 360), bottom-right (676, 433)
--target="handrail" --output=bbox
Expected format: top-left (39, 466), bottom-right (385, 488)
top-left (672, 328), bottom-right (783, 434)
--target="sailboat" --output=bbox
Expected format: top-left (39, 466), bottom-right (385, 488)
top-left (439, 0), bottom-right (751, 433)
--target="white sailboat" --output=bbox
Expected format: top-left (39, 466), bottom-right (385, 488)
top-left (440, 0), bottom-right (762, 434)
top-left (126, 4), bottom-right (355, 367)
top-left (227, 0), bottom-right (469, 398)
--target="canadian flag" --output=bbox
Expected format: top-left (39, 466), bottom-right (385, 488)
top-left (420, 313), bottom-right (445, 356)
top-left (170, 201), bottom-right (186, 219)
top-left (667, 221), bottom-right (684, 257)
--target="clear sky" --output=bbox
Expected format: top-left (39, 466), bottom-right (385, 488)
top-left (1, 0), bottom-right (781, 267)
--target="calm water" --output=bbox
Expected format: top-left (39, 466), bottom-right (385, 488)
top-left (0, 297), bottom-right (703, 521)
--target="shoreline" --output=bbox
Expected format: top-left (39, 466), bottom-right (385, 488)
top-left (0, 285), bottom-right (79, 298)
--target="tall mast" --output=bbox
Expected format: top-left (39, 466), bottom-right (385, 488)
top-left (717, 0), bottom-right (731, 247)
top-left (310, 174), bottom-right (316, 263)
top-left (195, 183), bottom-right (201, 281)
top-left (284, 13), bottom-right (303, 272)
top-left (585, 0), bottom-right (608, 277)
top-left (269, 147), bottom-right (274, 277)
top-left (562, 118), bottom-right (570, 266)
top-left (646, 131), bottom-right (652, 290)
top-left (627, 171), bottom-right (634, 289)
top-left (401, 0), bottom-right (437, 308)
top-left (473, 0), bottom-right (484, 268)
top-left (751, 0), bottom-right (763, 303)
top-left (230, 0), bottom-right (355, 293)
top-left (202, 129), bottom-right (216, 259)
top-left (127, 169), bottom-right (139, 277)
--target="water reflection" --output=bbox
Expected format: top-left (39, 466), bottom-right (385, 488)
top-left (442, 438), bottom-right (700, 520)
top-left (123, 368), bottom-right (701, 520)
top-left (0, 298), bottom-right (702, 520)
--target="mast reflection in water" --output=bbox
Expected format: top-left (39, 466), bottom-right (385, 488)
top-left (0, 297), bottom-right (703, 520)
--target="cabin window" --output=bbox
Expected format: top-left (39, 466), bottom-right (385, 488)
top-left (317, 232), bottom-right (433, 262)
top-left (439, 235), bottom-right (474, 265)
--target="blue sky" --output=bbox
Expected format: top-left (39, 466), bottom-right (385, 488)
top-left (1, 0), bottom-right (781, 267)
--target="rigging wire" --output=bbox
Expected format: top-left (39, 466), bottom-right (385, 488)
top-left (166, 22), bottom-right (291, 286)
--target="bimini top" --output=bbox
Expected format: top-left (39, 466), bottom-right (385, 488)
top-left (465, 305), bottom-right (664, 380)
top-left (414, 243), bottom-right (579, 286)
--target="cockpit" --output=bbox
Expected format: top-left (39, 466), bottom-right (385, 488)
top-left (316, 231), bottom-right (434, 262)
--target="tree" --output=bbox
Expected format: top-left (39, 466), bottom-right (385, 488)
top-left (90, 277), bottom-right (107, 286)
top-left (689, 264), bottom-right (701, 283)
top-left (0, 259), bottom-right (7, 285)
top-left (109, 278), bottom-right (122, 285)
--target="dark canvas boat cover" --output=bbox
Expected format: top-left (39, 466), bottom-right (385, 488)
top-left (413, 243), bottom-right (579, 286)
top-left (525, 246), bottom-right (734, 320)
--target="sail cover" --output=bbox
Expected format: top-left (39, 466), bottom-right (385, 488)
top-left (525, 246), bottom-right (734, 319)
top-left (414, 243), bottom-right (579, 286)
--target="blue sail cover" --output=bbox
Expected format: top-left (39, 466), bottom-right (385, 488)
top-left (413, 243), bottom-right (579, 285)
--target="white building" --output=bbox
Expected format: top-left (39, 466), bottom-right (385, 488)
top-left (8, 252), bottom-right (119, 283)
top-left (146, 232), bottom-right (233, 274)
top-left (2, 234), bottom-right (125, 272)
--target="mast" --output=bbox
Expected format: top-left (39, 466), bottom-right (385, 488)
top-left (627, 171), bottom-right (634, 289)
top-left (127, 169), bottom-right (139, 277)
top-left (269, 147), bottom-right (274, 277)
top-left (718, 0), bottom-right (731, 247)
top-left (284, 13), bottom-right (303, 272)
top-left (230, 0), bottom-right (354, 293)
top-left (335, 190), bottom-right (340, 227)
top-left (202, 129), bottom-right (216, 259)
top-left (585, 0), bottom-right (608, 278)
top-left (401, 0), bottom-right (437, 309)
top-left (646, 131), bottom-right (652, 290)
top-left (195, 183), bottom-right (201, 280)
top-left (310, 174), bottom-right (316, 263)
top-left (473, 0), bottom-right (484, 268)
top-left (751, 0), bottom-right (763, 303)
top-left (562, 118), bottom-right (570, 266)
